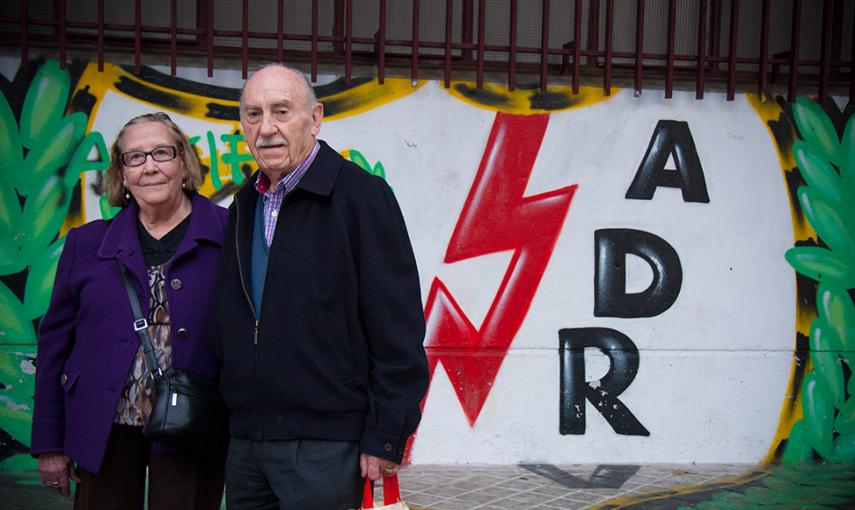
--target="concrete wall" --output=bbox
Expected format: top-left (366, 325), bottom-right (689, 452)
top-left (0, 57), bottom-right (852, 470)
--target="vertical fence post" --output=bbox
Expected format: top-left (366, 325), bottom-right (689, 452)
top-left (58, 0), bottom-right (66, 69)
top-left (134, 0), bottom-right (141, 74)
top-left (787, 0), bottom-right (801, 102)
top-left (444, 0), bottom-right (453, 88)
top-left (333, 0), bottom-right (344, 54)
top-left (20, 0), bottom-right (27, 73)
top-left (573, 0), bottom-right (581, 94)
top-left (206, 0), bottom-right (214, 77)
top-left (817, 0), bottom-right (832, 102)
top-left (540, 0), bottom-right (550, 92)
top-left (170, 0), bottom-right (177, 75)
top-left (412, 0), bottom-right (420, 85)
top-left (462, 0), bottom-right (473, 62)
top-left (378, 0), bottom-right (386, 84)
top-left (241, 0), bottom-right (248, 79)
top-left (696, 0), bottom-right (707, 99)
top-left (587, 0), bottom-right (600, 67)
top-left (509, 0), bottom-right (517, 91)
top-left (758, 0), bottom-right (769, 94)
top-left (276, 0), bottom-right (284, 65)
top-left (477, 0), bottom-right (485, 89)
top-left (850, 0), bottom-right (855, 105)
top-left (665, 0), bottom-right (676, 98)
top-left (726, 0), bottom-right (739, 101)
top-left (710, 0), bottom-right (721, 74)
top-left (634, 0), bottom-right (644, 96)
top-left (97, 0), bottom-right (104, 71)
top-left (345, 0), bottom-right (353, 83)
top-left (312, 0), bottom-right (319, 82)
top-left (604, 0), bottom-right (613, 96)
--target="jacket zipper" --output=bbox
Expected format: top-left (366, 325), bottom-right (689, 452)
top-left (234, 195), bottom-right (265, 438)
top-left (233, 196), bottom-right (260, 343)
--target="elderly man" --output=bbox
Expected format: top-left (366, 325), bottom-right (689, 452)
top-left (209, 64), bottom-right (429, 509)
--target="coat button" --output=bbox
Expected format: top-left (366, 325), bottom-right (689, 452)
top-left (170, 278), bottom-right (182, 290)
top-left (60, 374), bottom-right (67, 385)
top-left (176, 327), bottom-right (189, 337)
top-left (384, 443), bottom-right (393, 452)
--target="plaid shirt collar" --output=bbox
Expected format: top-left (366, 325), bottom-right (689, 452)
top-left (254, 141), bottom-right (320, 196)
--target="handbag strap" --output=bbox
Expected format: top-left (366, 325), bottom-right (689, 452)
top-left (361, 475), bottom-right (401, 508)
top-left (119, 264), bottom-right (163, 378)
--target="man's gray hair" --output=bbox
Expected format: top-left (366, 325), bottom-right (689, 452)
top-left (239, 63), bottom-right (318, 110)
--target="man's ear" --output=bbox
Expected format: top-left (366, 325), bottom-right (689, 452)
top-left (311, 102), bottom-right (324, 136)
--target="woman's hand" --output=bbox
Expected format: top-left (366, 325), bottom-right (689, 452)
top-left (38, 452), bottom-right (79, 497)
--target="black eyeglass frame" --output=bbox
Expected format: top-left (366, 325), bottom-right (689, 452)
top-left (121, 146), bottom-right (179, 167)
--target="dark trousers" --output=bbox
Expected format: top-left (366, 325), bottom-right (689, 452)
top-left (74, 424), bottom-right (225, 510)
top-left (225, 437), bottom-right (362, 510)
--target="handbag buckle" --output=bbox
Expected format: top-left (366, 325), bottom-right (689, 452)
top-left (133, 318), bottom-right (148, 331)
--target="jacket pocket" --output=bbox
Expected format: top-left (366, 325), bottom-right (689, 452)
top-left (324, 309), bottom-right (357, 384)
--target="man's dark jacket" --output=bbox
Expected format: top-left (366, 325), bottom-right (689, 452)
top-left (209, 140), bottom-right (428, 463)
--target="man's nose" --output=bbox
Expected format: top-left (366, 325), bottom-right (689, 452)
top-left (259, 113), bottom-right (277, 136)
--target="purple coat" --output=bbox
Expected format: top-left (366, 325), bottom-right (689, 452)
top-left (30, 193), bottom-right (227, 473)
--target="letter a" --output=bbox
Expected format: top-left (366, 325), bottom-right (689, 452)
top-left (626, 120), bottom-right (710, 203)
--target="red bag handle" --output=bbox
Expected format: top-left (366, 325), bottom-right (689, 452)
top-left (361, 475), bottom-right (401, 508)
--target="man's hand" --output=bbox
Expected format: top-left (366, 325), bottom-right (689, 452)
top-left (359, 453), bottom-right (400, 481)
top-left (38, 453), bottom-right (80, 497)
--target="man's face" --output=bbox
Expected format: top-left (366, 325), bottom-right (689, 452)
top-left (240, 67), bottom-right (323, 180)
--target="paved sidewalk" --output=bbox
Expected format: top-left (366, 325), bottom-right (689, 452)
top-left (3, 463), bottom-right (854, 509)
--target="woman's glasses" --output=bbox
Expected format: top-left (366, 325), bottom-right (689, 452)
top-left (121, 146), bottom-right (178, 167)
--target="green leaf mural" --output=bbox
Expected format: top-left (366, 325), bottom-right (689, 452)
top-left (785, 247), bottom-right (855, 288)
top-left (0, 59), bottom-right (106, 471)
top-left (0, 94), bottom-right (24, 189)
top-left (676, 465), bottom-right (855, 509)
top-left (19, 60), bottom-right (70, 151)
top-left (346, 149), bottom-right (387, 180)
top-left (792, 97), bottom-right (842, 168)
top-left (0, 350), bottom-right (35, 445)
top-left (783, 96), bottom-right (855, 466)
top-left (19, 176), bottom-right (73, 258)
top-left (0, 282), bottom-right (35, 345)
top-left (21, 112), bottom-right (86, 195)
top-left (23, 237), bottom-right (64, 321)
top-left (0, 173), bottom-right (21, 241)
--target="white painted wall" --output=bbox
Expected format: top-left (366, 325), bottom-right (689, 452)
top-left (2, 56), bottom-right (802, 464)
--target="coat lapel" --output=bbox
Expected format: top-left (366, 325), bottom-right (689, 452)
top-left (97, 201), bottom-right (147, 281)
top-left (171, 193), bottom-right (224, 263)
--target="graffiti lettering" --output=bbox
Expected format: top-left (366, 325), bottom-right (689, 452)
top-left (626, 120), bottom-right (710, 203)
top-left (558, 327), bottom-right (649, 436)
top-left (594, 228), bottom-right (683, 318)
top-left (188, 130), bottom-right (254, 190)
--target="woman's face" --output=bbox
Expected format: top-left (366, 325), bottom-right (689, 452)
top-left (119, 121), bottom-right (187, 211)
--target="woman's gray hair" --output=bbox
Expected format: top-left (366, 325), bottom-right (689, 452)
top-left (105, 112), bottom-right (203, 208)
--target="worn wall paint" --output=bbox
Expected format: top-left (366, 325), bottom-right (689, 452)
top-left (0, 58), bottom-right (852, 473)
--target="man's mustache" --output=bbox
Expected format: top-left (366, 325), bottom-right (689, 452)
top-left (256, 136), bottom-right (287, 148)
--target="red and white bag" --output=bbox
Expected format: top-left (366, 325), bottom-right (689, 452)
top-left (360, 475), bottom-right (409, 510)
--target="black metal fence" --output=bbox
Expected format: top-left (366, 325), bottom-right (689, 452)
top-left (1, 0), bottom-right (852, 102)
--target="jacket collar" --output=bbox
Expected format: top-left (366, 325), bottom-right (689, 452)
top-left (295, 140), bottom-right (341, 197)
top-left (98, 193), bottom-right (222, 266)
top-left (237, 139), bottom-right (342, 202)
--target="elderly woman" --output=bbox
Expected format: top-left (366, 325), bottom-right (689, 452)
top-left (30, 112), bottom-right (227, 509)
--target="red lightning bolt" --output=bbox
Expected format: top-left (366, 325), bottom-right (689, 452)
top-left (422, 112), bottom-right (577, 427)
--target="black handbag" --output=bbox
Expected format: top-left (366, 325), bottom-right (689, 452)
top-left (120, 265), bottom-right (228, 452)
